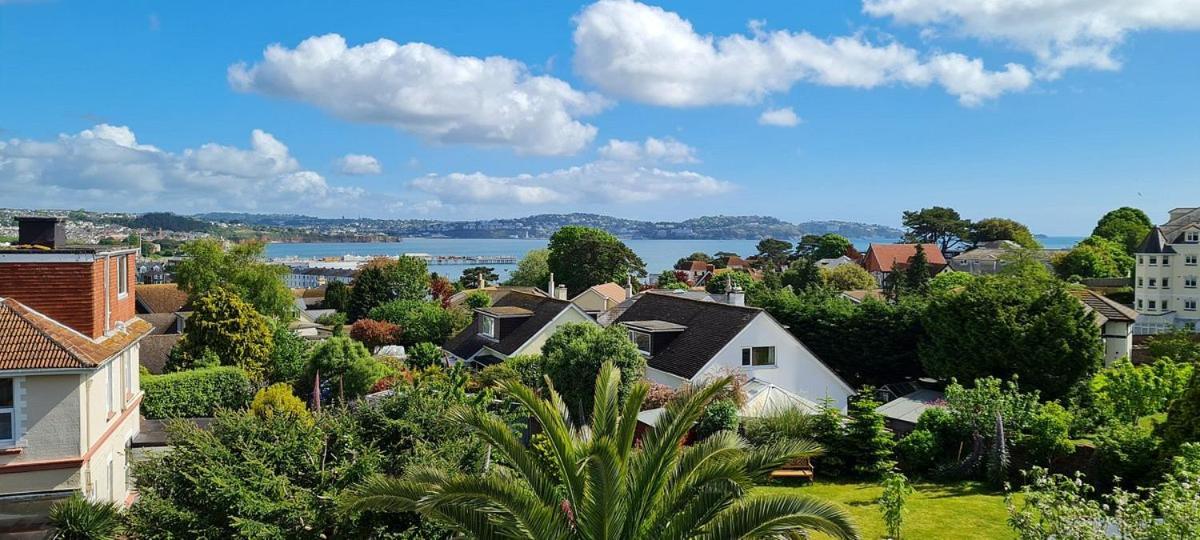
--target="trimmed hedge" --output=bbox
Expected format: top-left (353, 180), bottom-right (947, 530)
top-left (142, 366), bottom-right (255, 419)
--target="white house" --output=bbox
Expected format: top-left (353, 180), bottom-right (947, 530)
top-left (443, 291), bottom-right (595, 367)
top-left (604, 291), bottom-right (854, 412)
top-left (1069, 289), bottom-right (1136, 365)
top-left (1134, 208), bottom-right (1200, 334)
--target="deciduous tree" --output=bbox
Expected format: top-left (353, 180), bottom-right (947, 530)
top-left (970, 217), bottom-right (1041, 248)
top-left (505, 248), bottom-right (550, 287)
top-left (1054, 235), bottom-right (1133, 279)
top-left (174, 239), bottom-right (294, 319)
top-left (547, 226), bottom-right (645, 296)
top-left (347, 256), bottom-right (429, 321)
top-left (821, 264), bottom-right (875, 291)
top-left (1093, 206), bottom-right (1152, 255)
top-left (541, 323), bottom-right (646, 420)
top-left (901, 207), bottom-right (970, 252)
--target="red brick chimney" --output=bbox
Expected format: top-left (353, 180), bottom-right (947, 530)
top-left (0, 217), bottom-right (139, 338)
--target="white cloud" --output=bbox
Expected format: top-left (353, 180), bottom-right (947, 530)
top-left (598, 136), bottom-right (697, 163)
top-left (336, 153), bottom-right (382, 175)
top-left (572, 0), bottom-right (1031, 107)
top-left (863, 0), bottom-right (1200, 77)
top-left (0, 125), bottom-right (362, 212)
top-left (229, 34), bottom-right (609, 156)
top-left (411, 160), bottom-right (732, 207)
top-left (758, 107), bottom-right (802, 127)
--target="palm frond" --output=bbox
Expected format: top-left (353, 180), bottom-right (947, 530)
top-left (450, 404), bottom-right (561, 507)
top-left (698, 495), bottom-right (859, 540)
top-left (741, 439), bottom-right (824, 481)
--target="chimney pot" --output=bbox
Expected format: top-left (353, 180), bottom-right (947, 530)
top-left (16, 216), bottom-right (66, 249)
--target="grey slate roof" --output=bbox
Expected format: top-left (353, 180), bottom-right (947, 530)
top-left (1069, 288), bottom-right (1138, 323)
top-left (1136, 227), bottom-right (1175, 254)
top-left (875, 389), bottom-right (945, 425)
top-left (444, 291), bottom-right (572, 360)
top-left (612, 291), bottom-right (759, 379)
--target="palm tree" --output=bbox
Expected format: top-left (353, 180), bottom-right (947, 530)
top-left (341, 362), bottom-right (859, 539)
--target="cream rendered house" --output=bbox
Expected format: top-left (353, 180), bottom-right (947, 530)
top-left (443, 291), bottom-right (595, 366)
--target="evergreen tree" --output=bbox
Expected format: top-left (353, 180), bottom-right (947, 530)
top-left (844, 390), bottom-right (896, 478)
top-left (899, 244), bottom-right (931, 296)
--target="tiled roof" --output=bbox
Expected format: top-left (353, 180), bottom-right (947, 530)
top-left (139, 334), bottom-right (181, 374)
top-left (677, 260), bottom-right (711, 272)
top-left (840, 289), bottom-right (887, 304)
top-left (0, 297), bottom-right (152, 370)
top-left (863, 243), bottom-right (946, 273)
top-left (1069, 288), bottom-right (1138, 324)
top-left (612, 291), bottom-right (759, 379)
top-left (139, 313), bottom-right (182, 335)
top-left (1135, 227), bottom-right (1175, 254)
top-left (448, 286), bottom-right (549, 308)
top-left (444, 291), bottom-right (572, 359)
top-left (584, 283), bottom-right (628, 303)
top-left (136, 283), bottom-right (191, 314)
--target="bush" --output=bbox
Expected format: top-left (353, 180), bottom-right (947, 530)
top-left (405, 342), bottom-right (444, 370)
top-left (642, 382), bottom-right (676, 410)
top-left (844, 392), bottom-right (896, 477)
top-left (303, 337), bottom-right (391, 404)
top-left (48, 494), bottom-right (123, 540)
top-left (464, 290), bottom-right (492, 309)
top-left (477, 354), bottom-right (543, 389)
top-left (368, 300), bottom-right (460, 346)
top-left (694, 399), bottom-right (739, 440)
top-left (542, 323), bottom-right (646, 419)
top-left (266, 321), bottom-right (309, 386)
top-left (896, 429), bottom-right (939, 474)
top-left (349, 319), bottom-right (403, 351)
top-left (250, 383), bottom-right (311, 425)
top-left (1094, 421), bottom-right (1161, 491)
top-left (1090, 357), bottom-right (1192, 423)
top-left (142, 366), bottom-right (254, 419)
top-left (742, 407), bottom-right (817, 447)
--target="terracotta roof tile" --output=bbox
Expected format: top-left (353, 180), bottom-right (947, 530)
top-left (587, 283), bottom-right (629, 303)
top-left (0, 297), bottom-right (152, 370)
top-left (864, 243), bottom-right (947, 273)
top-left (135, 283), bottom-right (191, 314)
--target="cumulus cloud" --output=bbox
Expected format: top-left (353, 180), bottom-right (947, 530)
top-left (336, 153), bottom-right (382, 175)
top-left (0, 125), bottom-right (361, 212)
top-left (758, 107), bottom-right (802, 127)
top-left (229, 34), bottom-right (609, 156)
top-left (572, 0), bottom-right (1031, 107)
top-left (863, 0), bottom-right (1200, 77)
top-left (411, 155), bottom-right (732, 207)
top-left (598, 137), bottom-right (697, 163)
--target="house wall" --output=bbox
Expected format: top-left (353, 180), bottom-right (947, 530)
top-left (80, 350), bottom-right (140, 504)
top-left (694, 314), bottom-right (853, 412)
top-left (2, 374), bottom-right (82, 463)
top-left (645, 366), bottom-right (689, 388)
top-left (1135, 242), bottom-right (1200, 332)
top-left (0, 250), bottom-right (138, 338)
top-left (1102, 320), bottom-right (1132, 365)
top-left (572, 290), bottom-right (616, 313)
top-left (510, 308), bottom-right (595, 357)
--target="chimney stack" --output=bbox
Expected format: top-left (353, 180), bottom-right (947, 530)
top-left (16, 216), bottom-right (66, 249)
top-left (556, 284), bottom-right (568, 300)
top-left (728, 277), bottom-right (745, 307)
top-left (547, 273), bottom-right (555, 296)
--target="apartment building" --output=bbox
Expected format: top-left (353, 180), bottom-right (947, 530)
top-left (1133, 208), bottom-right (1200, 334)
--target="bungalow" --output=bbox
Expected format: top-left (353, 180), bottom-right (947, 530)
top-left (604, 291), bottom-right (854, 411)
top-left (443, 291), bottom-right (594, 367)
top-left (861, 243), bottom-right (948, 288)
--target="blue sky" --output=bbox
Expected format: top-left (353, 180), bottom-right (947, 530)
top-left (0, 0), bottom-right (1197, 234)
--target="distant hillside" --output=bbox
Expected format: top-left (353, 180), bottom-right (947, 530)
top-left (121, 212), bottom-right (211, 232)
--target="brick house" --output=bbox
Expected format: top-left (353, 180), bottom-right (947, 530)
top-left (0, 217), bottom-right (151, 530)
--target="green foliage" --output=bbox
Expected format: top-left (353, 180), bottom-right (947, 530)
top-left (1093, 421), bottom-right (1161, 491)
top-left (368, 300), bottom-right (460, 346)
top-left (1093, 206), bottom-right (1152, 255)
top-left (927, 271), bottom-right (975, 295)
top-left (902, 207), bottom-right (970, 252)
top-left (656, 269), bottom-right (690, 289)
top-left (547, 225), bottom-right (645, 296)
top-left (175, 287), bottom-right (274, 378)
top-left (315, 311), bottom-right (347, 327)
top-left (694, 398), bottom-right (740, 440)
top-left (896, 429), bottom-right (939, 473)
top-left (779, 258), bottom-right (821, 291)
top-left (267, 320), bottom-right (310, 386)
top-left (128, 409), bottom-right (383, 539)
top-left (478, 354), bottom-right (544, 389)
top-left (504, 248), bottom-right (551, 287)
top-left (405, 342), bottom-right (444, 370)
top-left (141, 366), bottom-right (254, 419)
top-left (340, 363), bottom-right (858, 540)
top-left (756, 288), bottom-right (925, 386)
top-left (755, 237), bottom-right (793, 267)
top-left (674, 251), bottom-right (712, 268)
top-left (323, 280), bottom-right (351, 312)
top-left (304, 336), bottom-right (391, 403)
top-left (707, 269), bottom-right (757, 294)
top-left (821, 263), bottom-right (876, 291)
top-left (458, 266), bottom-right (499, 288)
top-left (1054, 235), bottom-right (1134, 278)
top-left (347, 256), bottom-right (430, 321)
top-left (809, 399), bottom-right (849, 476)
top-left (464, 290), bottom-right (492, 309)
top-left (896, 243), bottom-right (932, 296)
top-left (801, 233), bottom-right (854, 260)
top-left (174, 238), bottom-right (294, 319)
top-left (878, 472), bottom-right (913, 540)
top-left (541, 323), bottom-right (646, 419)
top-left (844, 391), bottom-right (896, 478)
top-left (1089, 357), bottom-right (1192, 423)
top-left (251, 383), bottom-right (312, 425)
top-left (742, 407), bottom-right (818, 447)
top-left (1006, 468), bottom-right (1109, 540)
top-left (920, 273), bottom-right (1103, 398)
top-left (1158, 369), bottom-right (1200, 455)
top-left (48, 493), bottom-right (124, 540)
top-left (1147, 327), bottom-right (1200, 363)
top-left (969, 217), bottom-right (1041, 249)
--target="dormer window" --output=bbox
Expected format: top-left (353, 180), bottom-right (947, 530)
top-left (741, 346), bottom-right (776, 367)
top-left (479, 315), bottom-right (497, 339)
top-left (1188, 231), bottom-right (1199, 243)
top-left (622, 320), bottom-right (687, 357)
top-left (629, 330), bottom-right (652, 354)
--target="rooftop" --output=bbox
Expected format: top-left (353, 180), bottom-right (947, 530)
top-left (622, 319), bottom-right (688, 332)
top-left (0, 297), bottom-right (152, 370)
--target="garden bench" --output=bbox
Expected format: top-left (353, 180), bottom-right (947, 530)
top-left (769, 457), bottom-right (814, 481)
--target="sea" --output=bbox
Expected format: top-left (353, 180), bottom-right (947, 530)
top-left (266, 236), bottom-right (1085, 281)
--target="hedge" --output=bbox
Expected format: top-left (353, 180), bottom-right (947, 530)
top-left (141, 366), bottom-right (255, 419)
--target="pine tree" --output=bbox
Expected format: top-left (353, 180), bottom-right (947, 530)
top-left (844, 390), bottom-right (896, 477)
top-left (900, 244), bottom-right (932, 295)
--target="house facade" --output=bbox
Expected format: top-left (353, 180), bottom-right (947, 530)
top-left (443, 291), bottom-right (594, 366)
top-left (570, 282), bottom-right (630, 317)
top-left (606, 291), bottom-right (854, 412)
top-left (1069, 289), bottom-right (1136, 365)
top-left (0, 217), bottom-right (151, 529)
top-left (861, 243), bottom-right (948, 288)
top-left (284, 267), bottom-right (357, 289)
top-left (1133, 208), bottom-right (1200, 334)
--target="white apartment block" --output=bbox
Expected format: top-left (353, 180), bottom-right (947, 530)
top-left (1133, 208), bottom-right (1200, 334)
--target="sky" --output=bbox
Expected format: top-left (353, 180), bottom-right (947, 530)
top-left (0, 1), bottom-right (1198, 234)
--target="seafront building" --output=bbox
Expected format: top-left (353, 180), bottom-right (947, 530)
top-left (1133, 208), bottom-right (1200, 333)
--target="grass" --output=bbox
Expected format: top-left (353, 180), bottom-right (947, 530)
top-left (757, 478), bottom-right (1016, 540)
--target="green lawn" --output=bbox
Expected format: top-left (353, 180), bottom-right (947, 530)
top-left (756, 478), bottom-right (1016, 540)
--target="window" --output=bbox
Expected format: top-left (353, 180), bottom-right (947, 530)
top-left (1149, 278), bottom-right (1157, 288)
top-left (1150, 256), bottom-right (1158, 265)
top-left (105, 364), bottom-right (114, 415)
top-left (1139, 256), bottom-right (1145, 265)
top-left (1186, 300), bottom-right (1197, 311)
top-left (1138, 299), bottom-right (1144, 309)
top-left (741, 346), bottom-right (776, 367)
top-left (123, 350), bottom-right (134, 398)
top-left (106, 454), bottom-right (115, 502)
top-left (1163, 278), bottom-right (1171, 289)
top-left (1164, 256), bottom-right (1171, 265)
top-left (1150, 300), bottom-right (1157, 310)
top-left (1188, 255), bottom-right (1198, 266)
top-left (479, 316), bottom-right (496, 339)
top-left (117, 255), bottom-right (129, 297)
top-left (1164, 301), bottom-right (1170, 311)
top-left (629, 331), bottom-right (652, 354)
top-left (0, 378), bottom-right (13, 443)
top-left (1188, 277), bottom-right (1198, 288)
top-left (1138, 277), bottom-right (1144, 287)
top-left (1189, 232), bottom-right (1199, 242)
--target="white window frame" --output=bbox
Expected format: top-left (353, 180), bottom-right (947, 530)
top-left (741, 346), bottom-right (777, 367)
top-left (117, 255), bottom-right (129, 298)
top-left (1189, 232), bottom-right (1199, 243)
top-left (1163, 300), bottom-right (1170, 311)
top-left (1149, 278), bottom-right (1157, 288)
top-left (1164, 256), bottom-right (1171, 265)
top-left (1163, 278), bottom-right (1171, 289)
top-left (1188, 255), bottom-right (1198, 266)
top-left (479, 315), bottom-right (497, 339)
top-left (1137, 299), bottom-right (1144, 309)
top-left (1186, 300), bottom-right (1197, 311)
top-left (1150, 300), bottom-right (1157, 310)
top-left (1137, 277), bottom-right (1144, 287)
top-left (629, 330), bottom-right (652, 355)
top-left (0, 378), bottom-right (14, 445)
top-left (1150, 256), bottom-right (1158, 266)
top-left (1188, 277), bottom-right (1198, 288)
top-left (123, 349), bottom-right (134, 400)
top-left (105, 364), bottom-right (114, 415)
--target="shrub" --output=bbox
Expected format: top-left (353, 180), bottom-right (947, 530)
top-left (844, 391), bottom-right (896, 477)
top-left (368, 300), bottom-right (460, 346)
top-left (405, 342), bottom-right (444, 370)
top-left (464, 290), bottom-right (492, 309)
top-left (642, 382), bottom-right (676, 410)
top-left (477, 354), bottom-right (542, 389)
top-left (694, 398), bottom-right (739, 440)
top-left (349, 319), bottom-right (403, 351)
top-left (878, 472), bottom-right (913, 540)
top-left (266, 321), bottom-right (309, 386)
top-left (48, 494), bottom-right (123, 540)
top-left (174, 287), bottom-right (273, 378)
top-left (809, 399), bottom-right (849, 476)
top-left (1090, 357), bottom-right (1192, 423)
top-left (896, 429), bottom-right (939, 474)
top-left (742, 407), bottom-right (817, 447)
top-left (1094, 421), bottom-right (1161, 491)
top-left (303, 336), bottom-right (391, 404)
top-left (250, 383), bottom-right (311, 425)
top-left (542, 323), bottom-right (646, 419)
top-left (141, 366), bottom-right (254, 419)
